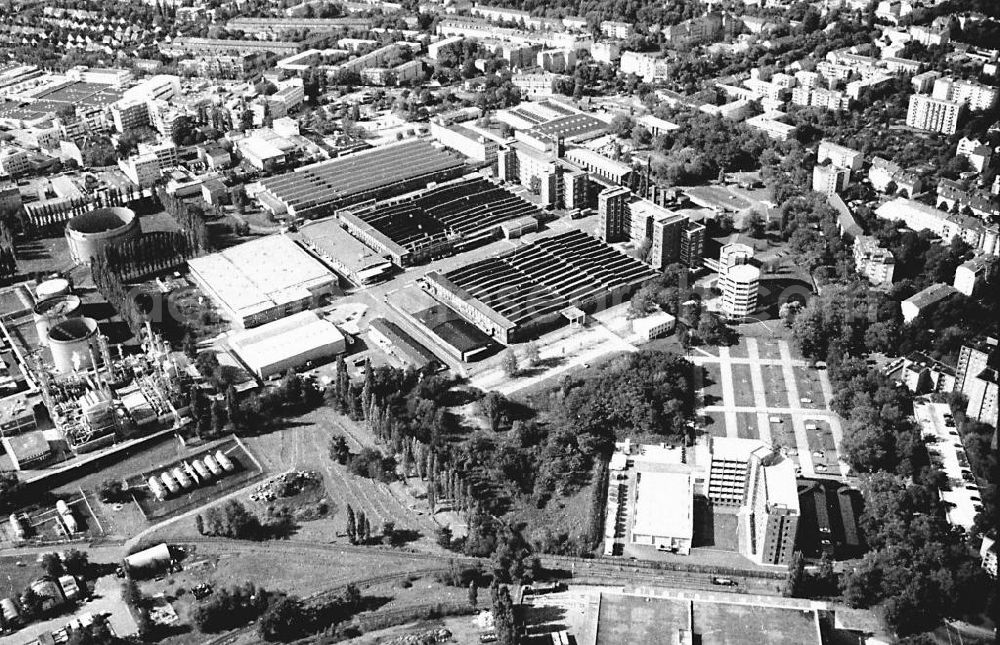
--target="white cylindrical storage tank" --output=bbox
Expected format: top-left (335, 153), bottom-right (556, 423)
top-left (0, 597), bottom-right (20, 623)
top-left (148, 476), bottom-right (167, 500)
top-left (203, 454), bottom-right (223, 476)
top-left (47, 317), bottom-right (100, 374)
top-left (64, 207), bottom-right (140, 265)
top-left (8, 514), bottom-right (25, 540)
top-left (192, 460), bottom-right (212, 481)
top-left (171, 467), bottom-right (193, 490)
top-left (182, 461), bottom-right (200, 484)
top-left (33, 294), bottom-right (82, 346)
top-left (55, 500), bottom-right (69, 515)
top-left (215, 450), bottom-right (235, 472)
top-left (36, 277), bottom-right (71, 301)
top-left (160, 472), bottom-right (179, 494)
top-left (60, 512), bottom-right (78, 534)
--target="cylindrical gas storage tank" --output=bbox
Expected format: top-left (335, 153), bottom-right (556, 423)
top-left (59, 511), bottom-right (78, 534)
top-left (0, 597), bottom-right (20, 623)
top-left (203, 454), bottom-right (223, 476)
top-left (192, 460), bottom-right (212, 481)
top-left (47, 317), bottom-right (101, 374)
top-left (160, 472), bottom-right (179, 495)
top-left (64, 206), bottom-right (140, 265)
top-left (36, 277), bottom-right (71, 301)
top-left (33, 294), bottom-right (83, 347)
top-left (171, 467), bottom-right (193, 490)
top-left (148, 476), bottom-right (168, 500)
top-left (215, 450), bottom-right (235, 472)
top-left (182, 461), bottom-right (200, 484)
top-left (8, 514), bottom-right (25, 540)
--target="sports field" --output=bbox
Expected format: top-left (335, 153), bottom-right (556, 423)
top-left (596, 594), bottom-right (821, 645)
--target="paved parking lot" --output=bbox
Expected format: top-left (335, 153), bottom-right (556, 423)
top-left (914, 400), bottom-right (981, 531)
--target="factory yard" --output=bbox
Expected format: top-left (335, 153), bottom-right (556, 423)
top-left (689, 337), bottom-right (848, 479)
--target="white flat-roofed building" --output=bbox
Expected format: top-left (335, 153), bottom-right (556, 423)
top-left (719, 263), bottom-right (760, 318)
top-left (741, 456), bottom-right (800, 566)
top-left (853, 235), bottom-right (895, 286)
top-left (565, 147), bottom-right (632, 186)
top-left (817, 140), bottom-right (863, 172)
top-left (230, 310), bottom-right (346, 379)
top-left (812, 164), bottom-right (849, 196)
top-left (632, 310), bottom-right (676, 340)
top-left (907, 94), bottom-right (962, 134)
top-left (237, 135), bottom-right (288, 171)
top-left (745, 111), bottom-right (797, 141)
top-left (187, 235), bottom-right (337, 328)
top-left (875, 197), bottom-right (995, 253)
top-left (298, 218), bottom-right (395, 285)
top-left (630, 471), bottom-right (693, 555)
top-left (430, 120), bottom-right (500, 164)
top-left (953, 254), bottom-right (993, 297)
top-left (637, 114), bottom-right (679, 138)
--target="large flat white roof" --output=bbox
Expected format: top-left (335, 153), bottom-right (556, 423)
top-left (631, 471), bottom-right (694, 540)
top-left (188, 235), bottom-right (334, 319)
top-left (712, 436), bottom-right (769, 462)
top-left (230, 310), bottom-right (344, 372)
top-left (762, 458), bottom-right (800, 512)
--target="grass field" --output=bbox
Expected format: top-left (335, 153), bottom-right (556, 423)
top-left (700, 363), bottom-right (724, 407)
top-left (728, 337), bottom-right (750, 359)
top-left (768, 414), bottom-right (796, 451)
top-left (792, 366), bottom-right (825, 408)
top-left (142, 542), bottom-right (454, 645)
top-left (702, 410), bottom-right (727, 438)
top-left (239, 407), bottom-right (442, 544)
top-left (730, 364), bottom-right (756, 407)
top-left (761, 364), bottom-right (790, 409)
top-left (736, 412), bottom-right (759, 440)
top-left (597, 592), bottom-right (820, 645)
top-left (756, 338), bottom-right (784, 360)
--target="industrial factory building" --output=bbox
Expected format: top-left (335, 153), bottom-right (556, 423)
top-left (255, 140), bottom-right (468, 220)
top-left (229, 310), bottom-right (346, 379)
top-left (422, 230), bottom-right (657, 343)
top-left (187, 235), bottom-right (337, 329)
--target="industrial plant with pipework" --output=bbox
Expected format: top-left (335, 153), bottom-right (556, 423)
top-left (255, 139), bottom-right (468, 220)
top-left (422, 230), bottom-right (658, 343)
top-left (64, 206), bottom-right (141, 265)
top-left (186, 235), bottom-right (338, 329)
top-left (339, 175), bottom-right (543, 266)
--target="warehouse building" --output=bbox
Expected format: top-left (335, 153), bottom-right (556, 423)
top-left (297, 219), bottom-right (395, 285)
top-left (256, 140), bottom-right (468, 220)
top-left (630, 471), bottom-right (694, 554)
top-left (229, 310), bottom-right (346, 379)
top-left (187, 235), bottom-right (337, 329)
top-left (367, 318), bottom-right (441, 371)
top-left (423, 230), bottom-right (657, 343)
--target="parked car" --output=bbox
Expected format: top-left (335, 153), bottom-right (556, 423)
top-left (711, 577), bottom-right (737, 586)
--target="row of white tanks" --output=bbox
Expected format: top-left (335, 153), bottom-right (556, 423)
top-left (147, 450), bottom-right (236, 501)
top-left (7, 500), bottom-right (77, 541)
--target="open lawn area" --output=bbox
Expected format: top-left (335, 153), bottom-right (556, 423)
top-left (727, 337), bottom-right (750, 359)
top-left (792, 366), bottom-right (826, 408)
top-left (730, 364), bottom-right (756, 407)
top-left (736, 412), bottom-right (759, 440)
top-left (761, 364), bottom-right (790, 409)
top-left (702, 410), bottom-right (727, 438)
top-left (699, 362), bottom-right (724, 407)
